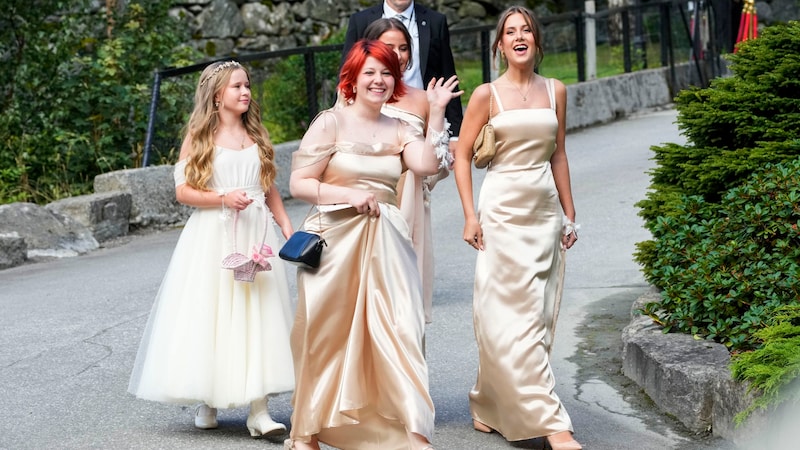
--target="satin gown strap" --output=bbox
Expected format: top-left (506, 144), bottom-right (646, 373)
top-left (489, 83), bottom-right (504, 113)
top-left (546, 78), bottom-right (556, 110)
top-left (321, 110), bottom-right (339, 141)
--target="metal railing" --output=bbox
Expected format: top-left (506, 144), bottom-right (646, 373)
top-left (142, 0), bottom-right (726, 166)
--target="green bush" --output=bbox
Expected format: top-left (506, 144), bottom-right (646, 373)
top-left (636, 21), bottom-right (800, 231)
top-left (731, 304), bottom-right (800, 423)
top-left (640, 158), bottom-right (800, 351)
top-left (0, 0), bottom-right (199, 204)
top-left (259, 31), bottom-right (345, 143)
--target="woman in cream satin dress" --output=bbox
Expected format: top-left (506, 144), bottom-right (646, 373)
top-left (364, 18), bottom-right (453, 325)
top-left (453, 6), bottom-right (581, 450)
top-left (285, 40), bottom-right (461, 450)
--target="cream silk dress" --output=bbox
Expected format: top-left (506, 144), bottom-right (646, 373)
top-left (469, 79), bottom-right (573, 441)
top-left (128, 145), bottom-right (295, 408)
top-left (381, 104), bottom-right (438, 324)
top-left (289, 111), bottom-right (434, 449)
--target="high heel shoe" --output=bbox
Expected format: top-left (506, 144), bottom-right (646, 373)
top-left (194, 404), bottom-right (218, 429)
top-left (284, 438), bottom-right (321, 450)
top-left (247, 396), bottom-right (287, 438)
top-left (472, 419), bottom-right (493, 433)
top-left (546, 434), bottom-right (583, 450)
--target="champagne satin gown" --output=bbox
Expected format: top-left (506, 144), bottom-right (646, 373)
top-left (470, 79), bottom-right (573, 441)
top-left (289, 111), bottom-right (434, 449)
top-left (381, 104), bottom-right (443, 324)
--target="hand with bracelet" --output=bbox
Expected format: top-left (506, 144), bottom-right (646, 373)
top-left (562, 219), bottom-right (580, 250)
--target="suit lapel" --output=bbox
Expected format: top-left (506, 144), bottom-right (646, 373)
top-left (415, 4), bottom-right (430, 79)
top-left (367, 4), bottom-right (383, 22)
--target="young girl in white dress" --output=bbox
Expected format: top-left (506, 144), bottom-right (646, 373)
top-left (128, 60), bottom-right (295, 439)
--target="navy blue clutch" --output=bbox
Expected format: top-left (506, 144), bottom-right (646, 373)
top-left (279, 231), bottom-right (327, 268)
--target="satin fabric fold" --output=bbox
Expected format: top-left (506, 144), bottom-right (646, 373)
top-left (469, 80), bottom-right (573, 441)
top-left (289, 118), bottom-right (434, 448)
top-left (382, 104), bottom-right (440, 323)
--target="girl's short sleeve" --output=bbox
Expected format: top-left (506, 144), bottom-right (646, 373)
top-left (173, 159), bottom-right (187, 187)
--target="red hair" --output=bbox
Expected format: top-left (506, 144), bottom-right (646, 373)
top-left (338, 39), bottom-right (406, 104)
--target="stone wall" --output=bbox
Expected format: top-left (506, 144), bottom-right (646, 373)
top-left (171, 0), bottom-right (520, 58)
top-left (171, 0), bottom-right (798, 59)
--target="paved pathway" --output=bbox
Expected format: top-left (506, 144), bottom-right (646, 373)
top-left (0, 108), bottom-right (734, 449)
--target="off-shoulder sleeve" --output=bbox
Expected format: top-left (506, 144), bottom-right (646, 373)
top-left (291, 110), bottom-right (339, 170)
top-left (398, 118), bottom-right (425, 149)
top-left (291, 143), bottom-right (338, 170)
top-left (173, 159), bottom-right (187, 187)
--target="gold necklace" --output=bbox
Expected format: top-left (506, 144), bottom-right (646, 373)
top-left (240, 132), bottom-right (246, 148)
top-left (509, 74), bottom-right (533, 102)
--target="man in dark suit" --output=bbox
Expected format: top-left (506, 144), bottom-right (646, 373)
top-left (342, 0), bottom-right (463, 138)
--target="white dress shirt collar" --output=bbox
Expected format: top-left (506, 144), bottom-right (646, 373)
top-left (383, 1), bottom-right (415, 21)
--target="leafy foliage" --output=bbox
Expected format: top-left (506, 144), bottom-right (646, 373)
top-left (634, 20), bottom-right (800, 420)
top-left (731, 304), bottom-right (800, 423)
top-left (0, 0), bottom-right (200, 204)
top-left (639, 158), bottom-right (800, 351)
top-left (636, 21), bottom-right (800, 230)
top-left (259, 31), bottom-right (345, 143)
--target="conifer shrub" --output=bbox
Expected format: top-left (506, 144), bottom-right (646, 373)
top-left (731, 304), bottom-right (800, 423)
top-left (636, 21), bottom-right (800, 419)
top-left (636, 21), bottom-right (800, 234)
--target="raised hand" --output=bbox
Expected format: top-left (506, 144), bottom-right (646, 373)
top-left (426, 75), bottom-right (464, 111)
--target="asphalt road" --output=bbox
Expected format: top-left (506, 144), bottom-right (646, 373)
top-left (0, 108), bottom-right (735, 450)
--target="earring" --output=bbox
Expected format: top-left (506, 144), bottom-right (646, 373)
top-left (214, 101), bottom-right (219, 108)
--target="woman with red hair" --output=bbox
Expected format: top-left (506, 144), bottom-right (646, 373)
top-left (284, 39), bottom-right (461, 450)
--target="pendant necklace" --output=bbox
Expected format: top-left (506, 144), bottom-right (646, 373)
top-left (240, 132), bottom-right (246, 148)
top-left (510, 74), bottom-right (533, 102)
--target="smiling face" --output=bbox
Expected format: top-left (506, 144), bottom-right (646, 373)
top-left (355, 56), bottom-right (395, 105)
top-left (215, 68), bottom-right (251, 113)
top-left (498, 13), bottom-right (535, 66)
top-left (378, 29), bottom-right (411, 72)
top-left (492, 7), bottom-right (544, 70)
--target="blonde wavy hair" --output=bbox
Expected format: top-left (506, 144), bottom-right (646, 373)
top-left (183, 61), bottom-right (276, 193)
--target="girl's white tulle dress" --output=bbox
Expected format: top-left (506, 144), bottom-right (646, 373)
top-left (128, 144), bottom-right (295, 408)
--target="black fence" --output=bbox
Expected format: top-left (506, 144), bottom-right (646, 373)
top-left (143, 0), bottom-right (731, 166)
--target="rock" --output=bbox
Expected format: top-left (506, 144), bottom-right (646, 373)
top-left (46, 192), bottom-right (132, 243)
top-left (93, 166), bottom-right (192, 230)
top-left (621, 293), bottom-right (731, 433)
top-left (195, 0), bottom-right (244, 39)
top-left (0, 203), bottom-right (98, 260)
top-left (273, 140), bottom-right (299, 200)
top-left (0, 233), bottom-right (27, 269)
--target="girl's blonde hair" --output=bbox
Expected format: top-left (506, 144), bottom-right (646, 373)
top-left (183, 61), bottom-right (276, 193)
